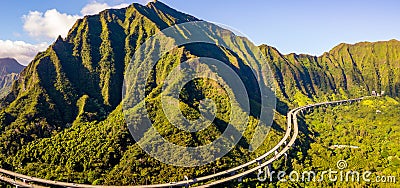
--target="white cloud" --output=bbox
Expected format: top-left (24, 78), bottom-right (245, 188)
top-left (81, 1), bottom-right (130, 15)
top-left (23, 9), bottom-right (81, 40)
top-left (0, 40), bottom-right (48, 65)
top-left (142, 0), bottom-right (155, 4)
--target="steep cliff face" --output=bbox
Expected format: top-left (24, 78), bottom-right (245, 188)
top-left (325, 40), bottom-right (400, 96)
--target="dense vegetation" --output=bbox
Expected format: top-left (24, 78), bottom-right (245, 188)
top-left (248, 97), bottom-right (399, 187)
top-left (261, 39), bottom-right (400, 104)
top-left (0, 1), bottom-right (399, 187)
top-left (0, 1), bottom-right (281, 185)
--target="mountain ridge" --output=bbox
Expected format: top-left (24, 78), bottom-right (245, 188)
top-left (0, 1), bottom-right (399, 185)
top-left (0, 58), bottom-right (25, 75)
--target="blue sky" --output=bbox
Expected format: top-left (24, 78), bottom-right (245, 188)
top-left (0, 0), bottom-right (399, 65)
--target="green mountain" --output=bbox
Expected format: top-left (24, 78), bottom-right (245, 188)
top-left (261, 40), bottom-right (400, 106)
top-left (0, 1), bottom-right (399, 186)
top-left (0, 0), bottom-right (200, 155)
top-left (0, 58), bottom-right (25, 99)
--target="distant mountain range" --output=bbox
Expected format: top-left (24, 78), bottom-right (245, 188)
top-left (0, 58), bottom-right (25, 99)
top-left (0, 1), bottom-right (399, 185)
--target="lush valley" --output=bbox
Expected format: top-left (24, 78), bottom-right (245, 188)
top-left (0, 58), bottom-right (25, 99)
top-left (0, 1), bottom-right (399, 187)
